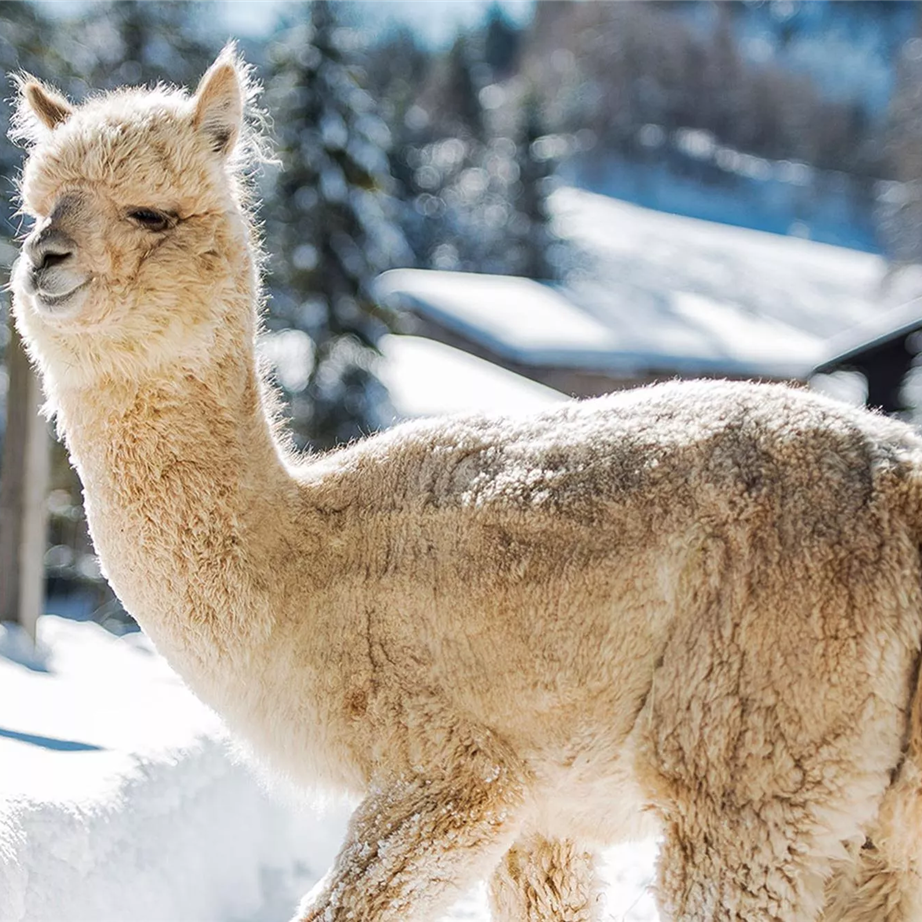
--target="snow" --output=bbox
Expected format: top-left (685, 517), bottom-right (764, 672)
top-left (378, 187), bottom-right (889, 383)
top-left (0, 616), bottom-right (660, 921)
top-left (256, 330), bottom-right (566, 427)
top-left (378, 333), bottom-right (567, 419)
top-left (375, 271), bottom-right (621, 365)
top-left (553, 187), bottom-right (884, 341)
top-left (0, 616), bottom-right (351, 922)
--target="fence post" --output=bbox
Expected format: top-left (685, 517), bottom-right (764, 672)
top-left (0, 320), bottom-right (49, 641)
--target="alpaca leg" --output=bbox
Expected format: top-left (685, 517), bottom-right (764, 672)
top-left (632, 546), bottom-right (922, 921)
top-left (822, 843), bottom-right (922, 922)
top-left (488, 833), bottom-right (600, 922)
top-left (291, 770), bottom-right (526, 922)
top-left (821, 764), bottom-right (922, 922)
top-left (655, 803), bottom-right (832, 922)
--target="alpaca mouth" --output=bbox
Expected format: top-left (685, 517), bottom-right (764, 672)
top-left (34, 279), bottom-right (90, 310)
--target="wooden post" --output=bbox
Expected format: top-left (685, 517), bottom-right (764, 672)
top-left (0, 320), bottom-right (49, 640)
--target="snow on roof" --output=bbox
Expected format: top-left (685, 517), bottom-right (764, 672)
top-left (378, 333), bottom-right (567, 419)
top-left (816, 297), bottom-right (922, 371)
top-left (553, 187), bottom-right (885, 340)
top-left (378, 187), bottom-right (888, 382)
top-left (562, 284), bottom-right (822, 378)
top-left (376, 270), bottom-right (621, 367)
top-left (377, 267), bottom-right (825, 380)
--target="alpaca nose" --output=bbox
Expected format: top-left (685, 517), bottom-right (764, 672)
top-left (26, 225), bottom-right (75, 273)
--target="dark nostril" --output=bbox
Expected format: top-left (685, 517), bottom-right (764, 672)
top-left (38, 250), bottom-right (71, 271)
top-left (27, 226), bottom-right (76, 273)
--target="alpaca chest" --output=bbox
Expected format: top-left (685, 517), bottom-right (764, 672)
top-left (530, 748), bottom-right (660, 846)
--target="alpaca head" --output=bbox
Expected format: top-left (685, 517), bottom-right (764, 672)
top-left (10, 47), bottom-right (262, 392)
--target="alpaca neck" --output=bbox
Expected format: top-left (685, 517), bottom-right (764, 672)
top-left (53, 301), bottom-right (292, 674)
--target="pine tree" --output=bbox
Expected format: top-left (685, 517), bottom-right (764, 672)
top-left (0, 1), bottom-right (57, 239)
top-left (265, 0), bottom-right (409, 449)
top-left (482, 2), bottom-right (521, 81)
top-left (421, 34), bottom-right (484, 144)
top-left (54, 2), bottom-right (218, 94)
top-left (509, 95), bottom-right (559, 280)
top-left (364, 26), bottom-right (431, 271)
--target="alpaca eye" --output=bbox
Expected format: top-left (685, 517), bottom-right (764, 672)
top-left (128, 208), bottom-right (171, 231)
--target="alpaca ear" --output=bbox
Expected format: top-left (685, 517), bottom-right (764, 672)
top-left (17, 78), bottom-right (73, 133)
top-left (192, 48), bottom-right (245, 156)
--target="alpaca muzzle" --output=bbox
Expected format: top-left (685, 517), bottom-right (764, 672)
top-left (20, 224), bottom-right (90, 312)
top-left (25, 224), bottom-right (75, 276)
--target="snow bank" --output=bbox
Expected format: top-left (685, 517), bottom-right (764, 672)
top-left (0, 617), bottom-right (350, 922)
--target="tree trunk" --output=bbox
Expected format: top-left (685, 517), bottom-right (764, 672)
top-left (0, 321), bottom-right (49, 640)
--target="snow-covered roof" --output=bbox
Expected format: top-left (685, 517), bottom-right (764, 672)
top-left (377, 267), bottom-right (825, 380)
top-left (559, 283), bottom-right (822, 378)
top-left (552, 187), bottom-right (885, 340)
top-left (376, 271), bottom-right (620, 367)
top-left (816, 297), bottom-right (922, 371)
top-left (377, 187), bottom-right (889, 382)
top-left (378, 333), bottom-right (567, 419)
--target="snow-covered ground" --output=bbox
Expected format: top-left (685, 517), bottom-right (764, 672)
top-left (0, 617), bottom-right (354, 922)
top-left (378, 333), bottom-right (567, 418)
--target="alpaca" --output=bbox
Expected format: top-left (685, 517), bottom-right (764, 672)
top-left (10, 49), bottom-right (922, 922)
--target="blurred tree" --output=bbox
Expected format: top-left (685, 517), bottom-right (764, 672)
top-left (881, 32), bottom-right (922, 266)
top-left (424, 34), bottom-right (484, 142)
top-left (520, 0), bottom-right (884, 181)
top-left (482, 2), bottom-right (521, 81)
top-left (55, 1), bottom-right (218, 93)
top-left (264, 0), bottom-right (409, 449)
top-left (364, 25), bottom-right (431, 132)
top-left (510, 95), bottom-right (559, 280)
top-left (383, 12), bottom-right (562, 281)
top-left (0, 1), bottom-right (56, 236)
top-left (363, 26), bottom-right (431, 268)
top-left (700, 5), bottom-right (746, 141)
